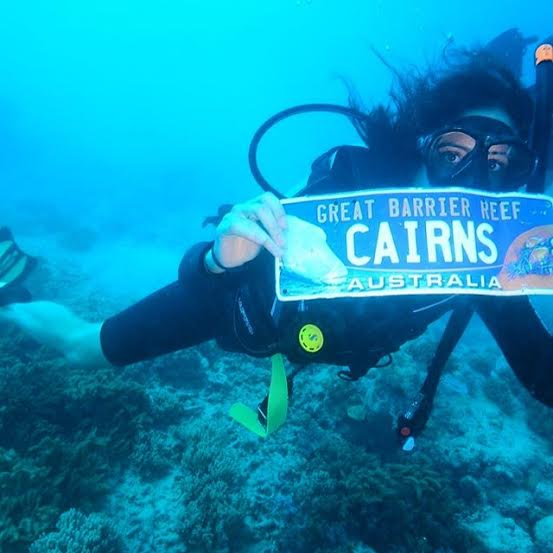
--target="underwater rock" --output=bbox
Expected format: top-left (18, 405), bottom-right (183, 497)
top-left (496, 489), bottom-right (535, 521)
top-left (105, 472), bottom-right (183, 553)
top-left (441, 373), bottom-right (470, 395)
top-left (351, 544), bottom-right (377, 553)
top-left (535, 515), bottom-right (553, 552)
top-left (346, 403), bottom-right (366, 421)
top-left (534, 481), bottom-right (553, 510)
top-left (483, 464), bottom-right (518, 487)
top-left (432, 396), bottom-right (541, 477)
top-left (282, 215), bottom-right (347, 285)
top-left (458, 475), bottom-right (484, 504)
top-left (468, 510), bottom-right (534, 553)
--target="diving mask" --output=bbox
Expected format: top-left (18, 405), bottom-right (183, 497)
top-left (419, 115), bottom-right (538, 191)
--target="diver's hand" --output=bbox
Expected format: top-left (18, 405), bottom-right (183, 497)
top-left (207, 192), bottom-right (287, 272)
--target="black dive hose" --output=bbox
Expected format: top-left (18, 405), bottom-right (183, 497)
top-left (248, 103), bottom-right (372, 198)
top-left (396, 303), bottom-right (474, 447)
top-left (528, 42), bottom-right (553, 193)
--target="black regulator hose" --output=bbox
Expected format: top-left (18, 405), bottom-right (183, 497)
top-left (248, 103), bottom-right (372, 198)
top-left (528, 42), bottom-right (553, 193)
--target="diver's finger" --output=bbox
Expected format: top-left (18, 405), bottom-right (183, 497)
top-left (225, 217), bottom-right (283, 258)
top-left (242, 203), bottom-right (285, 248)
top-left (260, 192), bottom-right (287, 230)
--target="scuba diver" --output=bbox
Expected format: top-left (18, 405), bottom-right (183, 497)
top-left (1, 29), bottom-right (552, 448)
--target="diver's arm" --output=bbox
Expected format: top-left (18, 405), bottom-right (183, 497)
top-left (1, 192), bottom-right (286, 368)
top-left (476, 296), bottom-right (553, 407)
top-left (103, 192), bottom-right (287, 364)
top-left (0, 242), bottom-right (227, 368)
top-left (1, 302), bottom-right (107, 368)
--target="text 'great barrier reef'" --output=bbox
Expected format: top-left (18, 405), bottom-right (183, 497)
top-left (276, 187), bottom-right (553, 301)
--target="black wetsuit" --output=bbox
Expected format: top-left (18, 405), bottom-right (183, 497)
top-left (100, 146), bottom-right (553, 409)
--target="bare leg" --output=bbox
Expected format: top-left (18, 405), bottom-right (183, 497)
top-left (0, 301), bottom-right (109, 369)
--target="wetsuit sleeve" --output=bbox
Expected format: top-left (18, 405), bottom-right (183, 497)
top-left (100, 242), bottom-right (223, 366)
top-left (476, 296), bottom-right (553, 407)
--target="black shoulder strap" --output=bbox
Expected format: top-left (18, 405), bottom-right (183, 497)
top-left (396, 303), bottom-right (473, 444)
top-left (300, 145), bottom-right (379, 195)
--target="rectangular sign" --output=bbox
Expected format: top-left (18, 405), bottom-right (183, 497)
top-left (275, 187), bottom-right (553, 302)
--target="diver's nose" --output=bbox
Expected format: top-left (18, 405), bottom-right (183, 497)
top-left (451, 155), bottom-right (490, 190)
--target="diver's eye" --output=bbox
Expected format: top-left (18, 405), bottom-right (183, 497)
top-left (434, 131), bottom-right (476, 167)
top-left (434, 132), bottom-right (475, 167)
top-left (437, 146), bottom-right (466, 166)
top-left (488, 159), bottom-right (505, 172)
top-left (488, 145), bottom-right (510, 172)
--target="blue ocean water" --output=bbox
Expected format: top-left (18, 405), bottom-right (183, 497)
top-left (0, 0), bottom-right (550, 295)
top-left (0, 1), bottom-right (552, 552)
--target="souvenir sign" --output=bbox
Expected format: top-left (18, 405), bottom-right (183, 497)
top-left (275, 188), bottom-right (553, 301)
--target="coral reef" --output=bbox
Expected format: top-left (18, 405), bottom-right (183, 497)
top-left (0, 448), bottom-right (58, 550)
top-left (29, 509), bottom-right (122, 553)
top-left (176, 423), bottom-right (252, 552)
top-left (289, 436), bottom-right (484, 553)
top-left (1, 257), bottom-right (552, 553)
top-left (0, 324), bottom-right (154, 551)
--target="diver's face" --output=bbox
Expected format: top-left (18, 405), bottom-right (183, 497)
top-left (433, 132), bottom-right (512, 175)
top-left (415, 107), bottom-right (517, 187)
top-left (440, 107), bottom-right (515, 176)
top-left (416, 107), bottom-right (534, 191)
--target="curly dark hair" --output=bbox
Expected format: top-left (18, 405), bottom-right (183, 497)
top-left (352, 47), bottom-right (535, 183)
